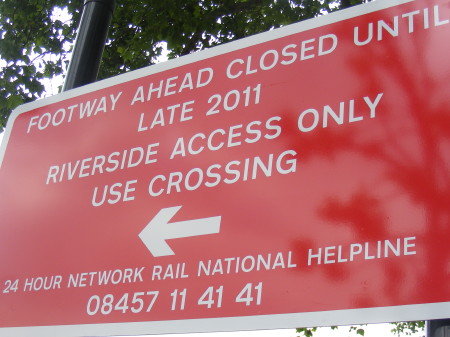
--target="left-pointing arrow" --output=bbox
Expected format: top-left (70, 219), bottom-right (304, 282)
top-left (139, 206), bottom-right (221, 257)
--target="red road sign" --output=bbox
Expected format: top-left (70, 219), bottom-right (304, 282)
top-left (1, 0), bottom-right (449, 336)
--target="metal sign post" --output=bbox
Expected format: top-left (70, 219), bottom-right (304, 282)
top-left (62, 0), bottom-right (116, 91)
top-left (428, 320), bottom-right (450, 337)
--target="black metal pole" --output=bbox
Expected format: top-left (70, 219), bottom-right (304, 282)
top-left (62, 0), bottom-right (116, 91)
top-left (427, 319), bottom-right (450, 337)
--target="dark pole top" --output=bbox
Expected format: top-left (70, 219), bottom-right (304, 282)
top-left (84, 0), bottom-right (116, 13)
top-left (62, 0), bottom-right (116, 91)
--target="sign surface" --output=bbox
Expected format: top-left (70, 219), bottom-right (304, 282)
top-left (1, 0), bottom-right (449, 336)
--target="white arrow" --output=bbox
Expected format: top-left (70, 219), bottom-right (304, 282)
top-left (139, 206), bottom-right (221, 257)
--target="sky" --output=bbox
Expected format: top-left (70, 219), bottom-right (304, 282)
top-left (142, 324), bottom-right (410, 337)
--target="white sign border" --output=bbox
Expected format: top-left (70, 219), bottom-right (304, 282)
top-left (4, 302), bottom-right (450, 337)
top-left (3, 0), bottom-right (448, 336)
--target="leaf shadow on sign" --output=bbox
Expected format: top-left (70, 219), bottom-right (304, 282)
top-left (286, 17), bottom-right (450, 311)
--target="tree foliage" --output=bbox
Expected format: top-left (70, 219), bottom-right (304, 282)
top-left (0, 0), bottom-right (80, 129)
top-left (0, 0), bottom-right (365, 130)
top-left (296, 322), bottom-right (425, 337)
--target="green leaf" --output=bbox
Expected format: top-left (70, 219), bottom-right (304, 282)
top-left (6, 95), bottom-right (24, 110)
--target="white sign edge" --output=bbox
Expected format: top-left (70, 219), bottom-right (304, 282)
top-left (0, 0), bottom-right (414, 169)
top-left (4, 0), bottom-right (443, 334)
top-left (3, 302), bottom-right (449, 337)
